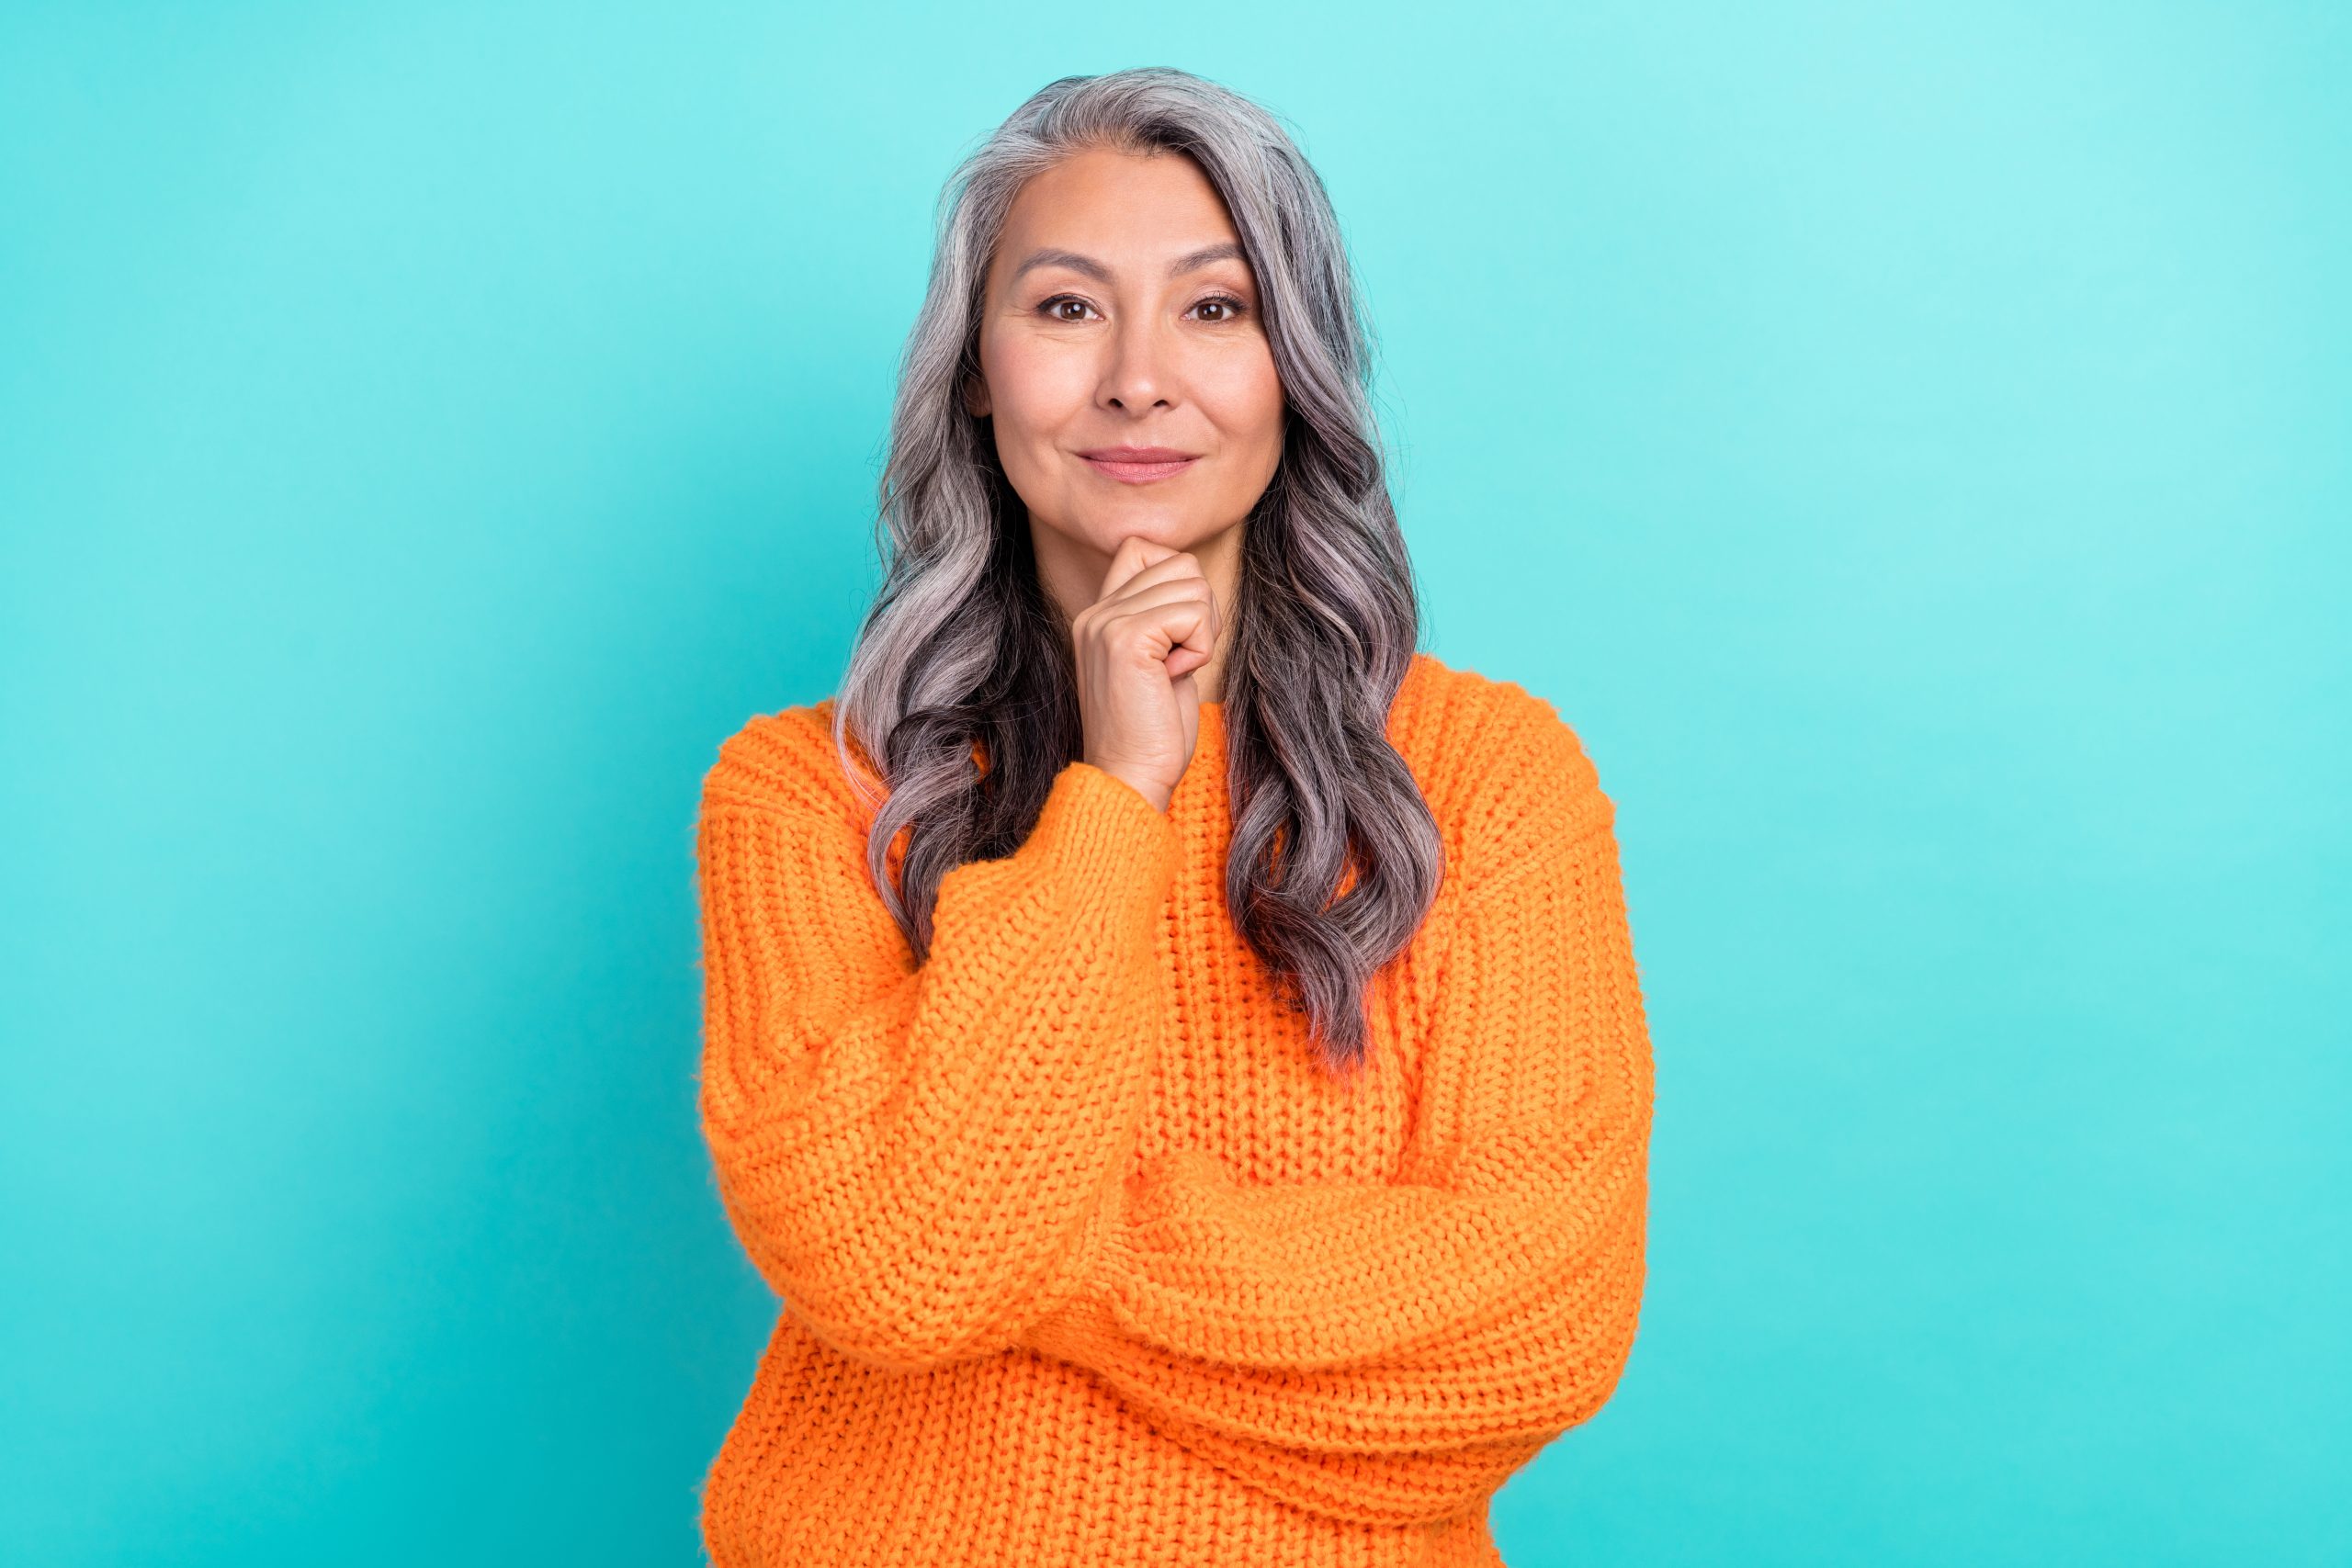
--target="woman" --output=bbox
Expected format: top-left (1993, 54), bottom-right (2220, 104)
top-left (693, 66), bottom-right (1655, 1567)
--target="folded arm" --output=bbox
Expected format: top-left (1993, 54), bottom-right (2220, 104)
top-left (1020, 715), bottom-right (1657, 1524)
top-left (695, 711), bottom-right (1175, 1372)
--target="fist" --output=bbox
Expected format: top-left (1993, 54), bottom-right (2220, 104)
top-left (1070, 536), bottom-right (1224, 812)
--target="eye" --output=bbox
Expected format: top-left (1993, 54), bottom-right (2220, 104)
top-left (1192, 293), bottom-right (1250, 323)
top-left (1036, 294), bottom-right (1097, 322)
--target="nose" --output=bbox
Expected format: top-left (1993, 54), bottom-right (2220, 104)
top-left (1097, 308), bottom-right (1175, 412)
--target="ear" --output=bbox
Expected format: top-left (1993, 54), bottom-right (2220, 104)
top-left (962, 373), bottom-right (991, 419)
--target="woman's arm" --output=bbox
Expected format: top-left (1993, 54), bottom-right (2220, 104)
top-left (694, 711), bottom-right (1174, 1372)
top-left (1017, 720), bottom-right (1656, 1525)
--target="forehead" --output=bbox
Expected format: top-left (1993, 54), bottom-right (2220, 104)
top-left (994, 147), bottom-right (1247, 273)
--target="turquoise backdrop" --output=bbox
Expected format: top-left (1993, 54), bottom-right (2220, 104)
top-left (4, 4), bottom-right (2345, 1563)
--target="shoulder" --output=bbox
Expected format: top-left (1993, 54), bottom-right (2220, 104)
top-left (1391, 653), bottom-right (1618, 896)
top-left (699, 697), bottom-right (881, 829)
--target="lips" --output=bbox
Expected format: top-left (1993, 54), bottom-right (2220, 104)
top-left (1079, 446), bottom-right (1201, 484)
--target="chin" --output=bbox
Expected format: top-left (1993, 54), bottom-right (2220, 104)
top-left (1081, 509), bottom-right (1190, 545)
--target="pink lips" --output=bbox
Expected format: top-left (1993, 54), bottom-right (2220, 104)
top-left (1079, 446), bottom-right (1201, 483)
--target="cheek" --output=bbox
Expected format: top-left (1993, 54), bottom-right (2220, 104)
top-left (985, 335), bottom-right (1093, 446)
top-left (1202, 354), bottom-right (1287, 469)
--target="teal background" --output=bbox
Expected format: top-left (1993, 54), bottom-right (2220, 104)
top-left (4, 3), bottom-right (2346, 1563)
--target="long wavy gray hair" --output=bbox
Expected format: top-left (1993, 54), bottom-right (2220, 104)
top-left (831, 66), bottom-right (1442, 1076)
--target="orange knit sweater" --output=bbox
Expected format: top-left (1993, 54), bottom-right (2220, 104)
top-left (691, 650), bottom-right (1656, 1567)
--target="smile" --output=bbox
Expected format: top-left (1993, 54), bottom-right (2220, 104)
top-left (1080, 453), bottom-right (1201, 484)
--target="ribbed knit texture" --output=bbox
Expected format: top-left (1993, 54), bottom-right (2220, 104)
top-left (691, 650), bottom-right (1656, 1567)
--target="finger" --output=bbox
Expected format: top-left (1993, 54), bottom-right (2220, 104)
top-left (1098, 577), bottom-right (1218, 630)
top-left (1094, 535), bottom-right (1181, 604)
top-left (1164, 644), bottom-right (1212, 681)
top-left (1105, 590), bottom-right (1219, 666)
top-left (1096, 550), bottom-right (1211, 615)
top-left (1112, 573), bottom-right (1222, 666)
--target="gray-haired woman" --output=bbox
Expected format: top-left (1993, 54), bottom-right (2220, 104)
top-left (694, 64), bottom-right (1655, 1568)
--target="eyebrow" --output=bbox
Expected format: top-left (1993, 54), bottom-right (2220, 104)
top-left (1007, 241), bottom-right (1249, 287)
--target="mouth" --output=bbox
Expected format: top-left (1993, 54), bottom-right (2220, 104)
top-left (1078, 447), bottom-right (1202, 484)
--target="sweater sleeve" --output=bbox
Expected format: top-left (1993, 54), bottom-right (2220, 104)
top-left (1018, 719), bottom-right (1655, 1526)
top-left (694, 715), bottom-right (1177, 1373)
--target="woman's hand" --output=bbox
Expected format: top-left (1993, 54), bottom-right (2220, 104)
top-left (1071, 536), bottom-right (1224, 814)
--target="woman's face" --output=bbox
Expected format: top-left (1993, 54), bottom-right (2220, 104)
top-left (968, 145), bottom-right (1285, 571)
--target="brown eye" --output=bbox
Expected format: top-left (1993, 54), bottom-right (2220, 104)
top-left (1038, 295), bottom-right (1093, 322)
top-left (1193, 294), bottom-right (1249, 323)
